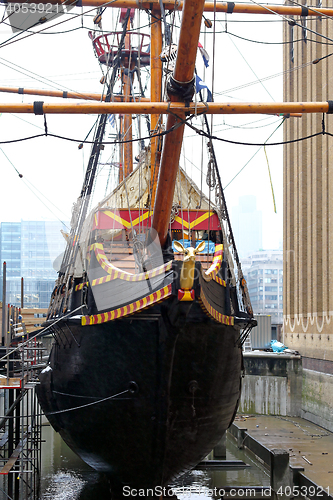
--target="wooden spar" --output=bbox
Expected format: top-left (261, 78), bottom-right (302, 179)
top-left (0, 101), bottom-right (327, 114)
top-left (6, 0), bottom-right (333, 16)
top-left (150, 0), bottom-right (206, 248)
top-left (119, 115), bottom-right (124, 182)
top-left (122, 67), bottom-right (133, 177)
top-left (149, 9), bottom-right (163, 207)
top-left (0, 86), bottom-right (150, 102)
top-left (122, 18), bottom-right (134, 177)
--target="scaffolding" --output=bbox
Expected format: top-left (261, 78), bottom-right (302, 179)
top-left (0, 304), bottom-right (46, 500)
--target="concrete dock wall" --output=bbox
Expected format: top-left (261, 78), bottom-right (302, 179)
top-left (238, 353), bottom-right (302, 417)
top-left (301, 369), bottom-right (333, 432)
top-left (238, 352), bottom-right (333, 431)
top-left (239, 351), bottom-right (333, 432)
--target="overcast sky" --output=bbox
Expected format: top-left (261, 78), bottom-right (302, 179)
top-left (0, 2), bottom-right (285, 251)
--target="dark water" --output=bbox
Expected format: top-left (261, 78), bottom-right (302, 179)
top-left (40, 424), bottom-right (270, 499)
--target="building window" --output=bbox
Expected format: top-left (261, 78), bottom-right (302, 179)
top-left (264, 269), bottom-right (278, 275)
top-left (264, 278), bottom-right (278, 283)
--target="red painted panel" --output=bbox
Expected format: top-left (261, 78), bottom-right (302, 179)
top-left (92, 209), bottom-right (221, 231)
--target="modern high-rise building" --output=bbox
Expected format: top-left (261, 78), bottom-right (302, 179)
top-left (283, 0), bottom-right (333, 431)
top-left (0, 221), bottom-right (67, 308)
top-left (232, 195), bottom-right (262, 259)
top-left (242, 250), bottom-right (283, 325)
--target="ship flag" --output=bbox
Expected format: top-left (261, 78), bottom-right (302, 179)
top-left (195, 75), bottom-right (212, 102)
top-left (198, 42), bottom-right (209, 68)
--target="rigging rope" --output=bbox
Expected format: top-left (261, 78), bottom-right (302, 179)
top-left (0, 56), bottom-right (103, 100)
top-left (0, 116), bottom-right (331, 148)
top-left (224, 118), bottom-right (285, 189)
top-left (0, 146), bottom-right (70, 224)
top-left (45, 389), bottom-right (130, 415)
top-left (248, 0), bottom-right (333, 46)
top-left (0, 304), bottom-right (85, 363)
top-left (57, 7), bottom-right (133, 316)
top-left (264, 144), bottom-right (277, 214)
top-left (0, 0), bottom-right (121, 49)
top-left (226, 29), bottom-right (333, 46)
top-left (227, 33), bottom-right (275, 102)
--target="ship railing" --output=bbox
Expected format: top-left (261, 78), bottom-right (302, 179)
top-left (89, 31), bottom-right (150, 66)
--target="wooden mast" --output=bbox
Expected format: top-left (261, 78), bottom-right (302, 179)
top-left (150, 0), bottom-right (206, 247)
top-left (121, 16), bottom-right (134, 178)
top-left (119, 114), bottom-right (125, 182)
top-left (122, 65), bottom-right (133, 177)
top-left (149, 9), bottom-right (163, 207)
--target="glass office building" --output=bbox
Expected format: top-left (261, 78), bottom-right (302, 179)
top-left (0, 221), bottom-right (67, 308)
top-left (242, 250), bottom-right (283, 325)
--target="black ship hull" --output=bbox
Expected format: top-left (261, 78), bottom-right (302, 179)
top-left (37, 297), bottom-right (243, 488)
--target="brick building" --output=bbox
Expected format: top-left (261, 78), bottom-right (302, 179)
top-left (283, 0), bottom-right (333, 430)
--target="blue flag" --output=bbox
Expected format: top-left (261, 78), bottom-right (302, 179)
top-left (195, 75), bottom-right (212, 102)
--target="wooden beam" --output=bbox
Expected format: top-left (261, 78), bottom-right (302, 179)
top-left (0, 375), bottom-right (28, 389)
top-left (20, 308), bottom-right (47, 333)
top-left (0, 101), bottom-right (327, 115)
top-left (0, 437), bottom-right (27, 475)
top-left (0, 86), bottom-right (150, 102)
top-left (6, 0), bottom-right (333, 16)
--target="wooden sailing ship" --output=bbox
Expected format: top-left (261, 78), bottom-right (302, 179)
top-left (2, 0), bottom-right (333, 490)
top-left (32, 2), bottom-right (255, 486)
top-left (33, 1), bottom-right (257, 487)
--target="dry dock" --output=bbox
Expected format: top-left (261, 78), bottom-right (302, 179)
top-left (230, 414), bottom-right (333, 498)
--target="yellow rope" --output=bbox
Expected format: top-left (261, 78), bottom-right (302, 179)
top-left (264, 145), bottom-right (277, 214)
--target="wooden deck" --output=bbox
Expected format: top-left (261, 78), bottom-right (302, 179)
top-left (103, 242), bottom-right (215, 274)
